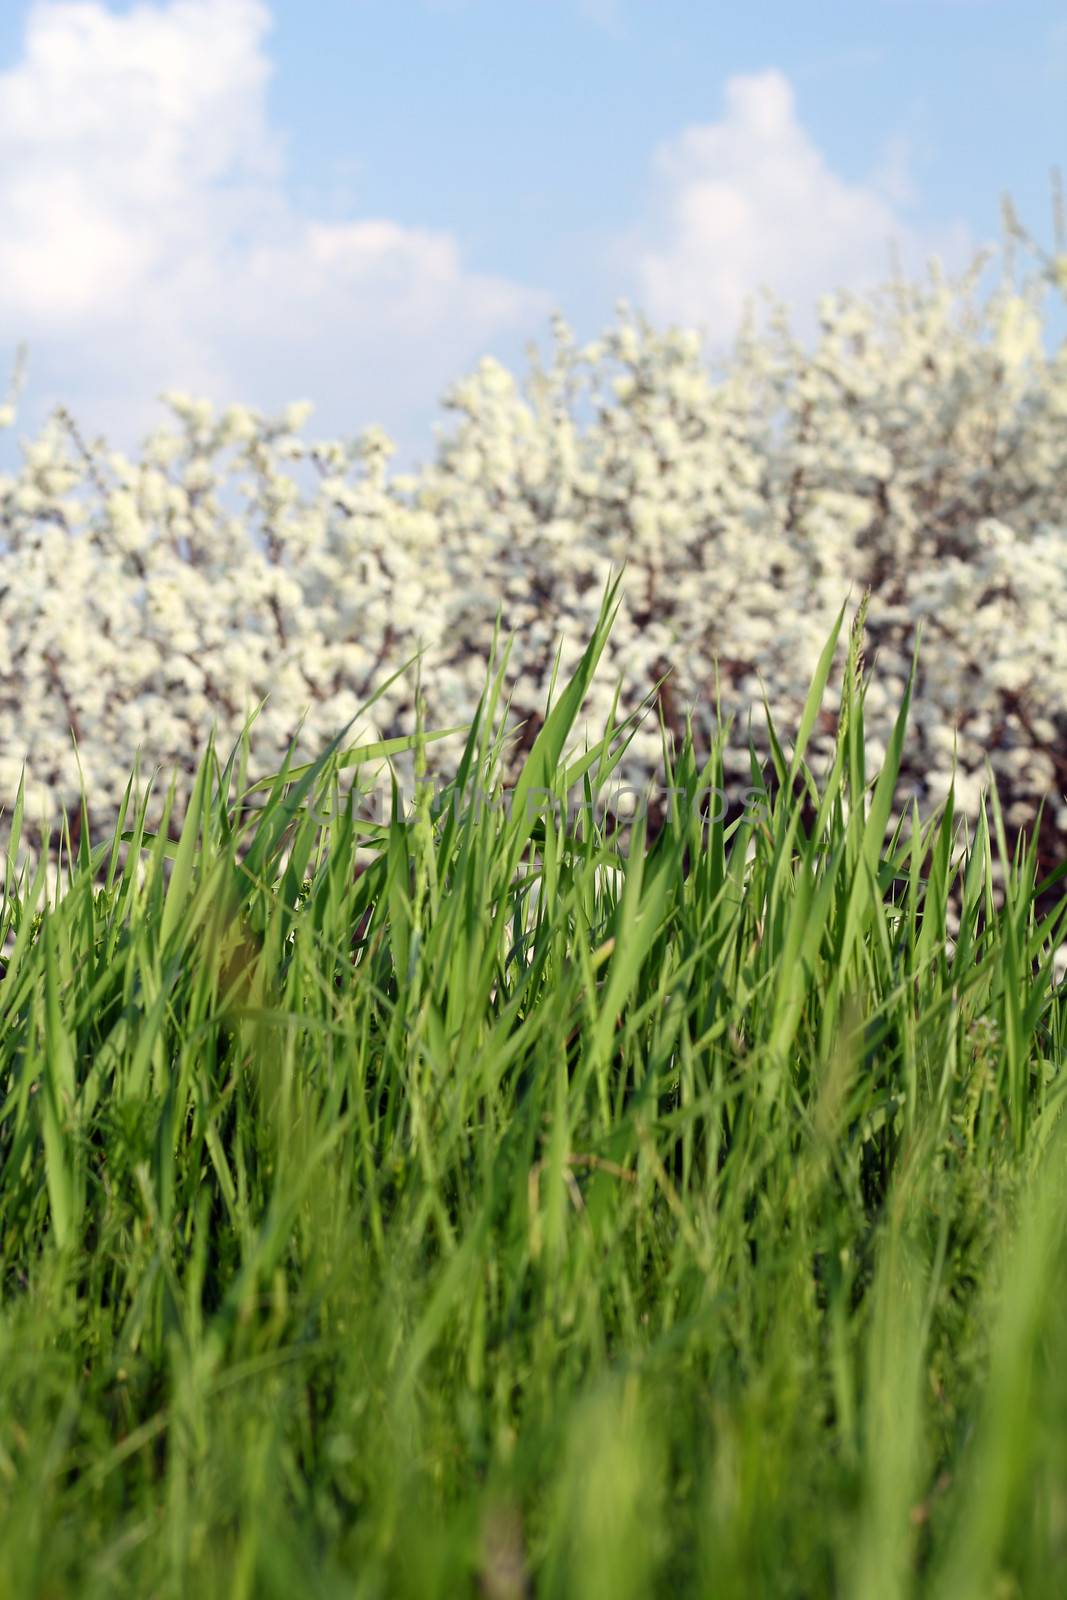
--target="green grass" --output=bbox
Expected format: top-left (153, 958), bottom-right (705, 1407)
top-left (1, 576), bottom-right (1066, 1598)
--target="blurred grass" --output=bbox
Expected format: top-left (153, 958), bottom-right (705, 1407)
top-left (0, 575), bottom-right (1065, 1598)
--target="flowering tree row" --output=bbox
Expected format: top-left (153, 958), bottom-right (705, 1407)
top-left (1, 192), bottom-right (1066, 898)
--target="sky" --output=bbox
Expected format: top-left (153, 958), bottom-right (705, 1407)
top-left (0, 0), bottom-right (1063, 478)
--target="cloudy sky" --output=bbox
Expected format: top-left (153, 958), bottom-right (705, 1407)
top-left (0, 0), bottom-right (1063, 475)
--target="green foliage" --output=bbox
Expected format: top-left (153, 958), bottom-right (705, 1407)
top-left (0, 578), bottom-right (1065, 1597)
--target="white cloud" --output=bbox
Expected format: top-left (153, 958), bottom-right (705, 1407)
top-left (610, 68), bottom-right (976, 356)
top-left (577, 0), bottom-right (626, 36)
top-left (0, 0), bottom-right (552, 459)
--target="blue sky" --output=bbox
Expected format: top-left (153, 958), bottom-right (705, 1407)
top-left (0, 0), bottom-right (1063, 476)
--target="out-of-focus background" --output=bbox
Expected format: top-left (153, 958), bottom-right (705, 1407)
top-left (0, 0), bottom-right (1063, 476)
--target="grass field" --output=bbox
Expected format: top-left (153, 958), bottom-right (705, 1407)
top-left (1, 577), bottom-right (1065, 1598)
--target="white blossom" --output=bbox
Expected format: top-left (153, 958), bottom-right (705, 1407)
top-left (0, 228), bottom-right (1062, 971)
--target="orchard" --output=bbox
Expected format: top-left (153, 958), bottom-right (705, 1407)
top-left (1, 186), bottom-right (1065, 917)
